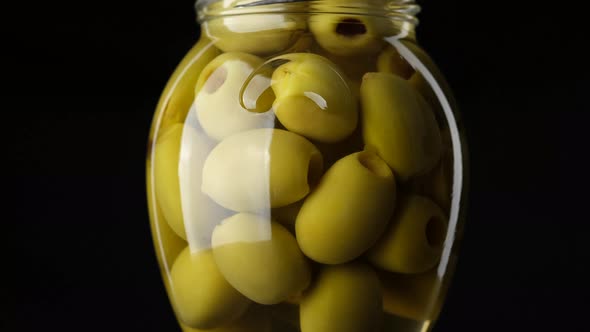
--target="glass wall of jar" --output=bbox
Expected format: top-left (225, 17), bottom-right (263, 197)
top-left (146, 1), bottom-right (468, 331)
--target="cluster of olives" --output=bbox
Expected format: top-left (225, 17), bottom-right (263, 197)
top-left (149, 6), bottom-right (455, 332)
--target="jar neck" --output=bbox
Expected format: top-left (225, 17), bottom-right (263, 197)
top-left (196, 0), bottom-right (420, 38)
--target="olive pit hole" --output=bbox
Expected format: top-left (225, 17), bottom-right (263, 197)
top-left (335, 19), bottom-right (367, 37)
top-left (426, 217), bottom-right (446, 248)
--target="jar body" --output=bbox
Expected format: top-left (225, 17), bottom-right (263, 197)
top-left (147, 2), bottom-right (467, 331)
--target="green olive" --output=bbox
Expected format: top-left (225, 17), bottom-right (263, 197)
top-left (212, 213), bottom-right (312, 305)
top-left (170, 248), bottom-right (251, 329)
top-left (202, 129), bottom-right (324, 212)
top-left (181, 305), bottom-right (271, 332)
top-left (154, 38), bottom-right (220, 131)
top-left (360, 72), bottom-right (442, 180)
top-left (309, 0), bottom-right (389, 56)
top-left (203, 14), bottom-right (307, 55)
top-left (296, 151), bottom-right (396, 264)
top-left (153, 123), bottom-right (228, 246)
top-left (379, 269), bottom-right (443, 321)
top-left (271, 53), bottom-right (358, 143)
top-left (300, 263), bottom-right (382, 332)
top-left (195, 52), bottom-right (275, 141)
top-left (377, 45), bottom-right (415, 80)
top-left (368, 194), bottom-right (448, 274)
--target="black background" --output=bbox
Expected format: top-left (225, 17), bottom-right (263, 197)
top-left (3, 0), bottom-right (588, 331)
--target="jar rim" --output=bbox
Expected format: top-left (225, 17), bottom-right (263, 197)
top-left (196, 0), bottom-right (308, 11)
top-left (196, 0), bottom-right (418, 9)
top-left (195, 0), bottom-right (420, 23)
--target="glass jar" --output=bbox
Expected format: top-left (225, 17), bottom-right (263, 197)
top-left (146, 1), bottom-right (468, 331)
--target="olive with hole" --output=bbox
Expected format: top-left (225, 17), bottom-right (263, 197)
top-left (271, 53), bottom-right (358, 143)
top-left (195, 52), bottom-right (275, 141)
top-left (202, 128), bottom-right (324, 212)
top-left (296, 151), bottom-right (396, 264)
top-left (300, 263), bottom-right (382, 332)
top-left (361, 72), bottom-right (442, 180)
top-left (368, 194), bottom-right (448, 274)
top-left (309, 0), bottom-right (390, 56)
top-left (170, 248), bottom-right (251, 329)
top-left (212, 213), bottom-right (312, 305)
top-left (153, 123), bottom-right (228, 244)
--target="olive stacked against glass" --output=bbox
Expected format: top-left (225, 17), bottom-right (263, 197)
top-left (147, 1), bottom-right (462, 332)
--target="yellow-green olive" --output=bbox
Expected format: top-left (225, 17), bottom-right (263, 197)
top-left (300, 263), bottom-right (382, 332)
top-left (271, 53), bottom-right (358, 143)
top-left (309, 0), bottom-right (389, 56)
top-left (379, 269), bottom-right (443, 321)
top-left (377, 45), bottom-right (415, 80)
top-left (194, 52), bottom-right (275, 141)
top-left (296, 151), bottom-right (396, 264)
top-left (153, 123), bottom-right (228, 246)
top-left (170, 248), bottom-right (251, 329)
top-left (181, 305), bottom-right (271, 332)
top-left (202, 129), bottom-right (324, 212)
top-left (368, 194), bottom-right (448, 274)
top-left (203, 14), bottom-right (307, 55)
top-left (360, 72), bottom-right (442, 180)
top-left (212, 213), bottom-right (312, 304)
top-left (153, 38), bottom-right (220, 131)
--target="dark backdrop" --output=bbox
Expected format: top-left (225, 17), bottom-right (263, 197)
top-left (3, 0), bottom-right (587, 331)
